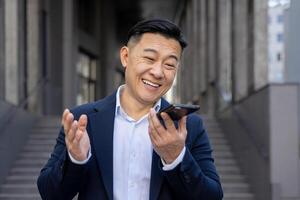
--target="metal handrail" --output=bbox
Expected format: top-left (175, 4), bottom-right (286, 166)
top-left (0, 76), bottom-right (49, 133)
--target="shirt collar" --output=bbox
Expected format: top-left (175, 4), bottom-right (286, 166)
top-left (115, 85), bottom-right (161, 120)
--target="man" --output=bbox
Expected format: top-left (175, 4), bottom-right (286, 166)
top-left (37, 19), bottom-right (223, 200)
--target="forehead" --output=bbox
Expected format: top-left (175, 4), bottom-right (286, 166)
top-left (133, 33), bottom-right (182, 55)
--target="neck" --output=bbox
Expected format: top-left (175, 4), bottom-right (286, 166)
top-left (120, 87), bottom-right (155, 120)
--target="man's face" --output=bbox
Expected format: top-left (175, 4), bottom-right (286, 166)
top-left (120, 33), bottom-right (182, 105)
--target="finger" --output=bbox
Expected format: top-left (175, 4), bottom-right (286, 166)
top-left (67, 120), bottom-right (78, 142)
top-left (61, 109), bottom-right (69, 126)
top-left (78, 114), bottom-right (88, 131)
top-left (149, 110), bottom-right (166, 138)
top-left (64, 113), bottom-right (74, 134)
top-left (73, 129), bottom-right (84, 148)
top-left (148, 121), bottom-right (160, 142)
top-left (178, 116), bottom-right (187, 136)
top-left (160, 112), bottom-right (176, 132)
top-left (149, 108), bottom-right (166, 134)
top-left (75, 129), bottom-right (84, 143)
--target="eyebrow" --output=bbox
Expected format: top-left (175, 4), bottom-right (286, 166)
top-left (143, 48), bottom-right (179, 62)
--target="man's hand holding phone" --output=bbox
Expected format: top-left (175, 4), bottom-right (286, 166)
top-left (148, 108), bottom-right (187, 164)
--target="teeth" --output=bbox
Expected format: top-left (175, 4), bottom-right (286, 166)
top-left (143, 79), bottom-right (160, 88)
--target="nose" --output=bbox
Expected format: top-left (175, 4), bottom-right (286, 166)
top-left (150, 63), bottom-right (164, 79)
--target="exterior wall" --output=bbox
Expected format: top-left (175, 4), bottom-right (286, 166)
top-left (269, 84), bottom-right (300, 199)
top-left (268, 5), bottom-right (286, 83)
top-left (285, 0), bottom-right (300, 83)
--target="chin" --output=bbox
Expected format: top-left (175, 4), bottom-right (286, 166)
top-left (140, 96), bottom-right (160, 104)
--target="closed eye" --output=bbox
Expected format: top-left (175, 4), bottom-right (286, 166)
top-left (144, 56), bottom-right (154, 60)
top-left (143, 56), bottom-right (155, 63)
top-left (165, 63), bottom-right (176, 69)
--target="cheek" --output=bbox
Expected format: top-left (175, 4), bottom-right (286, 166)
top-left (164, 70), bottom-right (177, 84)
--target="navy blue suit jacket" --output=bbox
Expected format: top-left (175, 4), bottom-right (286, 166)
top-left (37, 92), bottom-right (223, 200)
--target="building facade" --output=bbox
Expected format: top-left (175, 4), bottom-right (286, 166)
top-left (0, 0), bottom-right (299, 199)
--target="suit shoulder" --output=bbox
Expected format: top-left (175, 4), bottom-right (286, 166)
top-left (69, 100), bottom-right (102, 119)
top-left (187, 113), bottom-right (204, 128)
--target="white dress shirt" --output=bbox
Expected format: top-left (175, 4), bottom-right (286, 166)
top-left (68, 85), bottom-right (186, 200)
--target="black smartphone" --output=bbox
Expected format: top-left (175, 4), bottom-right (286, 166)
top-left (157, 104), bottom-right (200, 121)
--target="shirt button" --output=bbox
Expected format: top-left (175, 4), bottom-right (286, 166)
top-left (183, 174), bottom-right (191, 183)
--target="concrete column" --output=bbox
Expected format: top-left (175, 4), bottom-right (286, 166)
top-left (207, 0), bottom-right (217, 83)
top-left (206, 0), bottom-right (217, 115)
top-left (199, 0), bottom-right (207, 93)
top-left (217, 0), bottom-right (232, 106)
top-left (232, 0), bottom-right (249, 102)
top-left (182, 1), bottom-right (193, 103)
top-left (27, 0), bottom-right (41, 112)
top-left (63, 0), bottom-right (77, 108)
top-left (190, 0), bottom-right (197, 102)
top-left (44, 0), bottom-right (63, 114)
top-left (253, 0), bottom-right (268, 90)
top-left (191, 0), bottom-right (201, 102)
top-left (4, 0), bottom-right (19, 105)
top-left (0, 0), bottom-right (4, 99)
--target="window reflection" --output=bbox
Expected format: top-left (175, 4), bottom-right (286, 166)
top-left (76, 52), bottom-right (97, 105)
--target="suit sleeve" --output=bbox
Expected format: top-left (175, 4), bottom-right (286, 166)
top-left (37, 127), bottom-right (89, 200)
top-left (161, 115), bottom-right (223, 200)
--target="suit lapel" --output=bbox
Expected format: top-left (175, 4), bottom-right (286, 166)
top-left (149, 151), bottom-right (163, 200)
top-left (89, 93), bottom-right (116, 200)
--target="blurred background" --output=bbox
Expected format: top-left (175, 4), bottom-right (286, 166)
top-left (0, 0), bottom-right (299, 199)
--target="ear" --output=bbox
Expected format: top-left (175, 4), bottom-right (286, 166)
top-left (120, 46), bottom-right (129, 68)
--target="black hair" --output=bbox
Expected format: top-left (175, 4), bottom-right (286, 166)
top-left (127, 19), bottom-right (188, 50)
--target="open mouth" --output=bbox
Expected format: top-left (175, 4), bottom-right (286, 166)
top-left (142, 79), bottom-right (161, 88)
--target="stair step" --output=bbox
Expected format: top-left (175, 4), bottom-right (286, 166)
top-left (0, 184), bottom-right (38, 194)
top-left (213, 151), bottom-right (234, 158)
top-left (217, 166), bottom-right (241, 174)
top-left (223, 192), bottom-right (255, 200)
top-left (15, 159), bottom-right (48, 165)
top-left (223, 182), bottom-right (250, 193)
top-left (19, 152), bottom-right (51, 159)
top-left (22, 145), bottom-right (54, 152)
top-left (26, 139), bottom-right (56, 145)
top-left (28, 134), bottom-right (58, 140)
top-left (0, 194), bottom-right (41, 200)
top-left (5, 175), bottom-right (38, 184)
top-left (220, 174), bottom-right (246, 182)
top-left (215, 158), bottom-right (237, 166)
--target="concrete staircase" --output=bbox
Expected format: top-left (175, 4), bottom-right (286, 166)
top-left (0, 116), bottom-right (60, 200)
top-left (203, 116), bottom-right (256, 200)
top-left (0, 115), bottom-right (256, 200)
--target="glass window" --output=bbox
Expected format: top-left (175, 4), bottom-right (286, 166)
top-left (76, 51), bottom-right (97, 105)
top-left (277, 52), bottom-right (281, 61)
top-left (277, 33), bottom-right (284, 42)
top-left (277, 14), bottom-right (284, 23)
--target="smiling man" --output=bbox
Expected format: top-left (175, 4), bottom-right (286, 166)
top-left (37, 19), bottom-right (223, 200)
